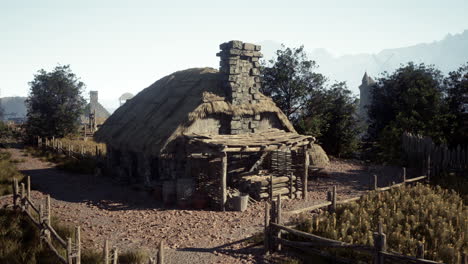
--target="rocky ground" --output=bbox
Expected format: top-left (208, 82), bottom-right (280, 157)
top-left (0, 146), bottom-right (407, 263)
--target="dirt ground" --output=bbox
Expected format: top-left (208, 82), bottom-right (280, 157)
top-left (0, 146), bottom-right (409, 263)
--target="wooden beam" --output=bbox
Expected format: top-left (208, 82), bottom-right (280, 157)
top-left (221, 152), bottom-right (227, 211)
top-left (303, 146), bottom-right (309, 200)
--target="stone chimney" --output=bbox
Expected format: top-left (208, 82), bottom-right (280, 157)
top-left (217, 40), bottom-right (263, 105)
top-left (217, 41), bottom-right (263, 134)
top-left (90, 91), bottom-right (98, 105)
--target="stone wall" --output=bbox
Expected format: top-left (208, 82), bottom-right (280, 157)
top-left (217, 40), bottom-right (263, 134)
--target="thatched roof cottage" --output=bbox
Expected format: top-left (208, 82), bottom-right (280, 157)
top-left (95, 41), bottom-right (314, 210)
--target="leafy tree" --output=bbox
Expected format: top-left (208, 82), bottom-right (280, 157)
top-left (262, 45), bottom-right (362, 157)
top-left (367, 63), bottom-right (448, 162)
top-left (25, 65), bottom-right (86, 139)
top-left (444, 63), bottom-right (468, 146)
top-left (298, 82), bottom-right (363, 157)
top-left (261, 45), bottom-right (327, 123)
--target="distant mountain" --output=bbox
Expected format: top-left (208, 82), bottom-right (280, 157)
top-left (259, 30), bottom-right (468, 94)
top-left (0, 96), bottom-right (27, 120)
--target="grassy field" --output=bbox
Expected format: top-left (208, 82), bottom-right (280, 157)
top-left (293, 183), bottom-right (467, 264)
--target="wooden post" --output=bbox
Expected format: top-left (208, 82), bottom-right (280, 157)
top-left (402, 167), bottom-right (406, 183)
top-left (269, 175), bottom-right (273, 201)
top-left (112, 248), bottom-right (118, 264)
top-left (158, 240), bottom-right (164, 264)
top-left (12, 178), bottom-right (18, 208)
top-left (302, 146), bottom-right (309, 200)
top-left (76, 226), bottom-right (81, 264)
top-left (327, 191), bottom-right (333, 213)
top-left (264, 202), bottom-right (270, 253)
top-left (45, 195), bottom-right (51, 241)
top-left (276, 194), bottom-right (282, 251)
top-left (104, 240), bottom-right (109, 264)
top-left (68, 144), bottom-right (72, 157)
top-left (20, 183), bottom-right (25, 211)
top-left (373, 221), bottom-right (386, 264)
top-left (220, 152), bottom-right (227, 211)
top-left (289, 173), bottom-right (293, 199)
top-left (374, 174), bottom-right (378, 190)
top-left (67, 237), bottom-right (73, 264)
top-left (332, 186), bottom-right (336, 213)
top-left (26, 176), bottom-right (31, 211)
top-left (416, 242), bottom-right (424, 259)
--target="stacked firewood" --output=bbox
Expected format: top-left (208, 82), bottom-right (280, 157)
top-left (239, 174), bottom-right (297, 200)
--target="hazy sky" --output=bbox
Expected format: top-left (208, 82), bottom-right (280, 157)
top-left (1, 0), bottom-right (468, 109)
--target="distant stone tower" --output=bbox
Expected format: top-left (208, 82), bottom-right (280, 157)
top-left (359, 72), bottom-right (376, 122)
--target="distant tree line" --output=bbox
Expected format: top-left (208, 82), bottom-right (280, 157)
top-left (262, 45), bottom-right (468, 162)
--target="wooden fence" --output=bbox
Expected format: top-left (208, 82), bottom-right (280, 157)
top-left (10, 176), bottom-right (165, 264)
top-left (37, 136), bottom-right (104, 161)
top-left (402, 132), bottom-right (468, 176)
top-left (265, 174), bottom-right (458, 264)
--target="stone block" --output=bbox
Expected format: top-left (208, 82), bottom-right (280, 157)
top-left (228, 75), bottom-right (238, 82)
top-left (241, 50), bottom-right (254, 57)
top-left (243, 43), bottom-right (255, 51)
top-left (253, 61), bottom-right (260, 68)
top-left (228, 59), bottom-right (238, 65)
top-left (253, 93), bottom-right (261, 99)
top-left (252, 51), bottom-right (263, 57)
top-left (255, 45), bottom-right (261, 51)
top-left (231, 120), bottom-right (242, 129)
top-left (254, 114), bottom-right (261, 120)
top-left (250, 68), bottom-right (260, 76)
top-left (232, 115), bottom-right (241, 121)
top-left (231, 40), bottom-right (243, 49)
top-left (228, 49), bottom-right (242, 55)
top-left (249, 122), bottom-right (257, 128)
top-left (251, 57), bottom-right (259, 62)
top-left (254, 76), bottom-right (261, 82)
top-left (229, 67), bottom-right (240, 75)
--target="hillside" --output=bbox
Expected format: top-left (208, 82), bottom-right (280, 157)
top-left (0, 97), bottom-right (27, 120)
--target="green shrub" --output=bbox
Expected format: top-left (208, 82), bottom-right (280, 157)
top-left (0, 151), bottom-right (24, 195)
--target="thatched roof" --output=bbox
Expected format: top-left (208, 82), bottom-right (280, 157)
top-left (94, 67), bottom-right (296, 156)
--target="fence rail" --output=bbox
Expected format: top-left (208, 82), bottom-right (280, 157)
top-left (9, 176), bottom-right (165, 264)
top-left (266, 175), bottom-right (451, 264)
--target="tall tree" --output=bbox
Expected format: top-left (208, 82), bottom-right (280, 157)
top-left (25, 65), bottom-right (86, 139)
top-left (367, 62), bottom-right (448, 161)
top-left (444, 63), bottom-right (468, 146)
top-left (298, 82), bottom-right (363, 157)
top-left (261, 45), bottom-right (326, 123)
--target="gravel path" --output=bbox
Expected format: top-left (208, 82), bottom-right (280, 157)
top-left (0, 146), bottom-right (407, 263)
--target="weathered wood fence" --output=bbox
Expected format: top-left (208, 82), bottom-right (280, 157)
top-left (10, 176), bottom-right (165, 264)
top-left (402, 132), bottom-right (468, 176)
top-left (36, 136), bottom-right (104, 161)
top-left (265, 173), bottom-right (455, 264)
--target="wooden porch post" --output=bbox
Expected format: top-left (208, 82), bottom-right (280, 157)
top-left (221, 152), bottom-right (227, 211)
top-left (302, 146), bottom-right (309, 200)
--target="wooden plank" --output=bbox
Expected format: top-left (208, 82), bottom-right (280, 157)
top-left (284, 201), bottom-right (332, 215)
top-left (43, 237), bottom-right (68, 264)
top-left (380, 251), bottom-right (444, 264)
top-left (274, 237), bottom-right (375, 253)
top-left (45, 223), bottom-right (67, 248)
top-left (303, 146), bottom-right (309, 200)
top-left (404, 175), bottom-right (427, 183)
top-left (221, 152), bottom-right (227, 211)
top-left (271, 222), bottom-right (354, 247)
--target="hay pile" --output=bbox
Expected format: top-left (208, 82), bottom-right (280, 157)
top-left (308, 144), bottom-right (329, 167)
